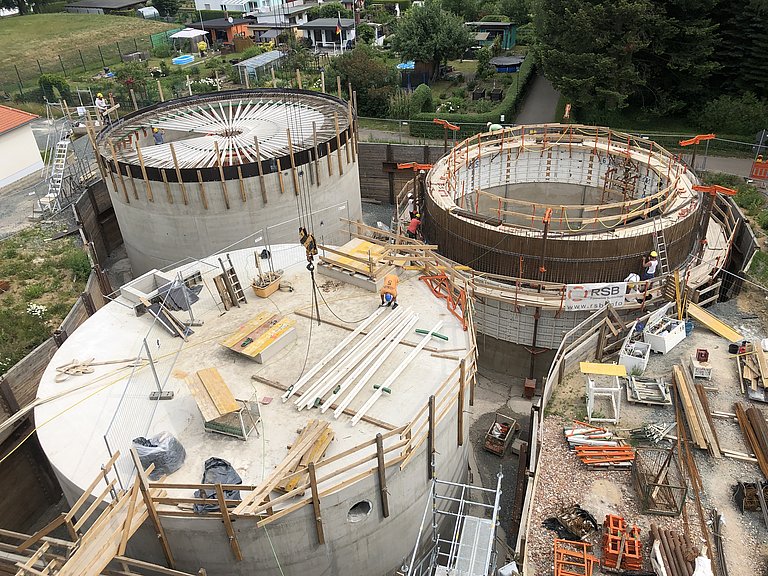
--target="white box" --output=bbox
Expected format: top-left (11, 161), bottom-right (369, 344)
top-left (619, 341), bottom-right (651, 374)
top-left (690, 355), bottom-right (712, 380)
top-left (644, 317), bottom-right (686, 353)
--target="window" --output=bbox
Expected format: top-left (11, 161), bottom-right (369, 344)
top-left (204, 3), bottom-right (211, 8)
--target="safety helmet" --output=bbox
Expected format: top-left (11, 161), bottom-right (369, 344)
top-left (415, 213), bottom-right (420, 218)
top-left (97, 93), bottom-right (103, 98)
top-left (650, 251), bottom-right (658, 257)
top-left (385, 293), bottom-right (393, 303)
top-left (153, 128), bottom-right (158, 133)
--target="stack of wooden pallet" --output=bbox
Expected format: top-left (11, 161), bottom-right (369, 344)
top-left (601, 514), bottom-right (642, 570)
top-left (734, 402), bottom-right (768, 478)
top-left (233, 420), bottom-right (333, 515)
top-left (737, 341), bottom-right (768, 402)
top-left (672, 364), bottom-right (721, 457)
top-left (276, 420), bottom-right (335, 493)
top-left (553, 539), bottom-right (598, 576)
top-left (574, 445), bottom-right (634, 468)
top-left (650, 524), bottom-right (697, 576)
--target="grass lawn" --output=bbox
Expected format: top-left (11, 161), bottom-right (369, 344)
top-left (0, 225), bottom-right (90, 375)
top-left (0, 14), bottom-right (175, 91)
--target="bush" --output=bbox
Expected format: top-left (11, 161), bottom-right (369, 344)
top-left (388, 90), bottom-right (412, 119)
top-left (38, 74), bottom-right (72, 102)
top-left (480, 14), bottom-right (510, 22)
top-left (240, 44), bottom-right (270, 60)
top-left (702, 172), bottom-right (764, 216)
top-left (60, 250), bottom-right (91, 282)
top-left (23, 284), bottom-right (46, 300)
top-left (410, 83), bottom-right (433, 114)
top-left (696, 93), bottom-right (768, 136)
top-left (36, 1), bottom-right (66, 12)
top-left (152, 44), bottom-right (173, 58)
top-left (476, 46), bottom-right (494, 79)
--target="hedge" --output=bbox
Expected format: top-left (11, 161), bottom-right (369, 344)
top-left (36, 1), bottom-right (67, 12)
top-left (408, 55), bottom-right (536, 139)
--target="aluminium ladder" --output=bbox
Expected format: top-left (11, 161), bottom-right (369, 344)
top-left (652, 218), bottom-right (670, 276)
top-left (40, 139), bottom-right (70, 214)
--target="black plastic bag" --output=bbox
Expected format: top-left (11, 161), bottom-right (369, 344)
top-left (131, 432), bottom-right (186, 480)
top-left (193, 457), bottom-right (242, 514)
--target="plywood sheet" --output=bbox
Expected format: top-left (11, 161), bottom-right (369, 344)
top-left (221, 313), bottom-right (296, 359)
top-left (322, 237), bottom-right (388, 275)
top-left (687, 302), bottom-right (742, 342)
top-left (197, 367), bottom-right (239, 415)
top-left (220, 311), bottom-right (275, 348)
top-left (580, 362), bottom-right (627, 377)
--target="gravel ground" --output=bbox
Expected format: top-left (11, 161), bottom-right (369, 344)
top-left (526, 288), bottom-right (768, 575)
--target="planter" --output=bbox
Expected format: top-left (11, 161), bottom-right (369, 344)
top-left (252, 273), bottom-right (282, 298)
top-left (489, 88), bottom-right (504, 102)
top-left (471, 88), bottom-right (486, 101)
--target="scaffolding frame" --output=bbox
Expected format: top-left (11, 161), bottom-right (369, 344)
top-left (404, 473), bottom-right (504, 576)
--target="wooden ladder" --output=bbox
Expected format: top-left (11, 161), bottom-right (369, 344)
top-left (219, 254), bottom-right (247, 307)
top-left (652, 218), bottom-right (670, 276)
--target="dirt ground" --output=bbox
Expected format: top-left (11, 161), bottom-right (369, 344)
top-left (527, 286), bottom-right (768, 575)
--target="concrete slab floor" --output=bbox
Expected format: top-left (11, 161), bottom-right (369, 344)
top-left (34, 251), bottom-right (470, 502)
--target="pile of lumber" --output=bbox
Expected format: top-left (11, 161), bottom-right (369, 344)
top-left (602, 515), bottom-right (642, 571)
top-left (233, 420), bottom-right (332, 515)
top-left (553, 539), bottom-right (598, 576)
top-left (276, 420), bottom-right (334, 493)
top-left (650, 524), bottom-right (697, 576)
top-left (672, 364), bottom-right (721, 457)
top-left (737, 341), bottom-right (768, 402)
top-left (734, 402), bottom-right (768, 478)
top-left (574, 445), bottom-right (634, 468)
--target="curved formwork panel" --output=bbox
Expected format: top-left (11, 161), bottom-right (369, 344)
top-left (423, 124), bottom-right (702, 284)
top-left (96, 89), bottom-right (362, 274)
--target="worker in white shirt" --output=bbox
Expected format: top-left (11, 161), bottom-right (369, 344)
top-left (641, 251), bottom-right (658, 280)
top-left (406, 192), bottom-right (416, 219)
top-left (94, 93), bottom-right (108, 122)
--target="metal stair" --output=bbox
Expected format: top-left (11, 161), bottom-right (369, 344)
top-left (39, 139), bottom-right (70, 214)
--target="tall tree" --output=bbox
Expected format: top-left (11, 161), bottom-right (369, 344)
top-left (327, 44), bottom-right (398, 116)
top-left (632, 0), bottom-right (718, 114)
top-left (389, 0), bottom-right (473, 81)
top-left (307, 2), bottom-right (353, 21)
top-left (533, 0), bottom-right (653, 112)
top-left (152, 0), bottom-right (179, 17)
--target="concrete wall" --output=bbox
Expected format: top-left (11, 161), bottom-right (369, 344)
top-left (108, 143), bottom-right (362, 275)
top-left (357, 143), bottom-right (444, 204)
top-left (0, 124), bottom-right (43, 189)
top-left (120, 401), bottom-right (468, 576)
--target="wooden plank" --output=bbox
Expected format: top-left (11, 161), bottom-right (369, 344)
top-left (672, 365), bottom-right (707, 450)
top-left (687, 302), bottom-right (743, 342)
top-left (375, 433), bottom-right (390, 518)
top-left (129, 449), bottom-right (174, 569)
top-left (196, 368), bottom-right (239, 415)
top-left (220, 312), bottom-right (276, 348)
top-left (214, 484), bottom-right (242, 561)
top-left (185, 373), bottom-right (221, 423)
top-left (755, 343), bottom-right (768, 384)
top-left (308, 462), bottom-right (324, 545)
top-left (579, 362), bottom-right (627, 377)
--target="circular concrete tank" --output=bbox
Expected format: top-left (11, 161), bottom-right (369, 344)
top-left (96, 89), bottom-right (362, 274)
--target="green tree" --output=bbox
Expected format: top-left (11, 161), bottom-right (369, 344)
top-left (476, 46), bottom-right (494, 79)
top-left (410, 83), bottom-right (434, 114)
top-left (698, 93), bottom-right (768, 134)
top-left (327, 44), bottom-right (398, 116)
top-left (307, 2), bottom-right (353, 20)
top-left (357, 22), bottom-right (375, 44)
top-left (632, 0), bottom-right (718, 115)
top-left (499, 0), bottom-right (530, 24)
top-left (152, 0), bottom-right (179, 16)
top-left (389, 0), bottom-right (473, 81)
top-left (442, 0), bottom-right (480, 21)
top-left (533, 0), bottom-right (652, 112)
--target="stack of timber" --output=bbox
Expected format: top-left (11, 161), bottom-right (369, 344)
top-left (650, 524), bottom-right (697, 576)
top-left (276, 420), bottom-right (334, 494)
top-left (672, 364), bottom-right (721, 457)
top-left (734, 403), bottom-right (768, 478)
top-left (737, 341), bottom-right (768, 402)
top-left (233, 420), bottom-right (332, 515)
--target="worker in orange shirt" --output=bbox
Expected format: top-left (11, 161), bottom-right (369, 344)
top-left (379, 273), bottom-right (399, 309)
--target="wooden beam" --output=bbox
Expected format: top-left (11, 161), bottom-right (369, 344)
top-left (334, 112), bottom-right (344, 175)
top-left (213, 141), bottom-right (230, 209)
top-left (428, 395), bottom-right (435, 480)
top-left (458, 359), bottom-right (465, 447)
top-left (375, 434), bottom-right (390, 518)
top-left (108, 140), bottom-right (129, 203)
top-left (168, 143), bottom-right (187, 205)
top-left (214, 484), bottom-right (242, 561)
top-left (312, 121), bottom-right (321, 186)
top-left (286, 128), bottom-right (300, 196)
top-left (160, 169), bottom-right (173, 204)
top-left (196, 170), bottom-right (208, 210)
top-left (253, 136), bottom-right (268, 204)
top-left (134, 143), bottom-right (153, 202)
top-left (307, 462), bottom-right (324, 545)
top-left (130, 449), bottom-right (175, 568)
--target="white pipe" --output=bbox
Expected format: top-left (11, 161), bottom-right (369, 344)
top-left (351, 320), bottom-right (444, 426)
top-left (281, 307), bottom-right (385, 401)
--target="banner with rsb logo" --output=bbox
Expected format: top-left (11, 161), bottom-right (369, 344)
top-left (564, 283), bottom-right (627, 311)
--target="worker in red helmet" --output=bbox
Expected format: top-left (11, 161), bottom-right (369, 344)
top-left (641, 250), bottom-right (658, 281)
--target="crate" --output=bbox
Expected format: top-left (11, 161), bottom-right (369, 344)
top-left (252, 277), bottom-right (280, 298)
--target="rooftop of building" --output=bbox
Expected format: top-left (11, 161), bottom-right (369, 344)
top-left (0, 105), bottom-right (38, 135)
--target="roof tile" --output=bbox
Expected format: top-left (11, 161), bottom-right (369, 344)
top-left (0, 105), bottom-right (38, 135)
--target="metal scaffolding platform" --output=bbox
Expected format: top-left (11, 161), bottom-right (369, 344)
top-left (403, 474), bottom-right (504, 576)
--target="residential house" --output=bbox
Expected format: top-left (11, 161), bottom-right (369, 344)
top-left (298, 18), bottom-right (355, 50)
top-left (64, 0), bottom-right (147, 13)
top-left (188, 18), bottom-right (251, 44)
top-left (0, 106), bottom-right (43, 189)
top-left (246, 0), bottom-right (314, 42)
top-left (465, 21), bottom-right (517, 50)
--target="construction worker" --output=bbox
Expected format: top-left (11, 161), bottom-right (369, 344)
top-left (406, 213), bottom-right (421, 239)
top-left (94, 93), bottom-right (108, 121)
top-left (152, 127), bottom-right (164, 145)
top-left (406, 192), bottom-right (416, 219)
top-left (641, 251), bottom-right (658, 280)
top-left (380, 273), bottom-right (399, 309)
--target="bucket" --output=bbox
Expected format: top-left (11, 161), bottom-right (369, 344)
top-left (685, 320), bottom-right (694, 336)
top-left (728, 343), bottom-right (740, 354)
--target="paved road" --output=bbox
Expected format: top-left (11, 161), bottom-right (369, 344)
top-left (514, 74), bottom-right (561, 125)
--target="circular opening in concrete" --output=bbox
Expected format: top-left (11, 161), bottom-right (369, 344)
top-left (218, 128), bottom-right (243, 137)
top-left (347, 500), bottom-right (372, 523)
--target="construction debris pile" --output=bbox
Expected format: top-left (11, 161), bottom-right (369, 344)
top-left (735, 340), bottom-right (768, 402)
top-left (672, 364), bottom-right (721, 457)
top-left (564, 422), bottom-right (634, 468)
top-left (734, 402), bottom-right (768, 477)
